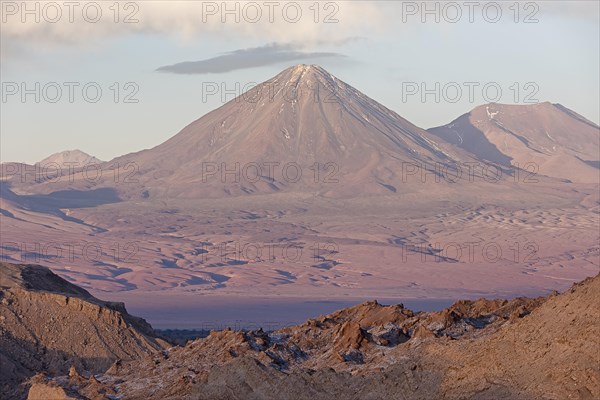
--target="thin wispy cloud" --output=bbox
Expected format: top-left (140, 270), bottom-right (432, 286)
top-left (156, 43), bottom-right (346, 75)
top-left (3, 1), bottom-right (596, 65)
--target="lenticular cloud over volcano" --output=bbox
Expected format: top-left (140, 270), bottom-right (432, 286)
top-left (156, 43), bottom-right (347, 74)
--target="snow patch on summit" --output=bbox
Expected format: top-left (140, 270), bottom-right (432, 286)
top-left (486, 106), bottom-right (499, 119)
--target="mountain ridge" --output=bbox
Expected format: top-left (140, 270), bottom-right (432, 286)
top-left (0, 263), bottom-right (169, 399)
top-left (429, 101), bottom-right (600, 183)
top-left (2, 65), bottom-right (498, 199)
top-left (2, 65), bottom-right (596, 199)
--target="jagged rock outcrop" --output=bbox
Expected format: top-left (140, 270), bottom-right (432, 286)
top-left (27, 376), bottom-right (79, 400)
top-left (0, 263), bottom-right (169, 399)
top-left (2, 261), bottom-right (597, 400)
top-left (28, 273), bottom-right (599, 399)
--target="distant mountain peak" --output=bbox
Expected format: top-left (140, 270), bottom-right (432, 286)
top-left (285, 64), bottom-right (331, 77)
top-left (265, 64), bottom-right (343, 97)
top-left (37, 149), bottom-right (103, 166)
top-left (430, 102), bottom-right (600, 182)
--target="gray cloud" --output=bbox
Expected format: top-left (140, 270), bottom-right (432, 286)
top-left (156, 43), bottom-right (346, 75)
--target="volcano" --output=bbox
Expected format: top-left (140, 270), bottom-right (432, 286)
top-left (88, 65), bottom-right (473, 198)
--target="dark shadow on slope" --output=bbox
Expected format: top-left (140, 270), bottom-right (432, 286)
top-left (24, 188), bottom-right (121, 209)
top-left (0, 208), bottom-right (27, 222)
top-left (0, 183), bottom-right (119, 232)
top-left (428, 113), bottom-right (513, 166)
top-left (0, 333), bottom-right (115, 400)
top-left (582, 160), bottom-right (600, 169)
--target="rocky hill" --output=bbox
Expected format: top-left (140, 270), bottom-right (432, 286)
top-left (12, 262), bottom-right (598, 400)
top-left (0, 263), bottom-right (169, 399)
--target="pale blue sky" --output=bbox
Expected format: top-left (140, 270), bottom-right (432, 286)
top-left (1, 1), bottom-right (598, 163)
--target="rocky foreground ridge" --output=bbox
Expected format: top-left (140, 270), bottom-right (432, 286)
top-left (0, 262), bottom-right (598, 399)
top-left (0, 263), bottom-right (169, 399)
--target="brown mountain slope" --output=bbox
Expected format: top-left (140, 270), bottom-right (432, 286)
top-left (419, 273), bottom-right (600, 399)
top-left (429, 102), bottom-right (600, 183)
top-left (28, 270), bottom-right (599, 400)
top-left (0, 263), bottom-right (169, 399)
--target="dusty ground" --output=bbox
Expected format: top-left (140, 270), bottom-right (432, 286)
top-left (1, 185), bottom-right (598, 328)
